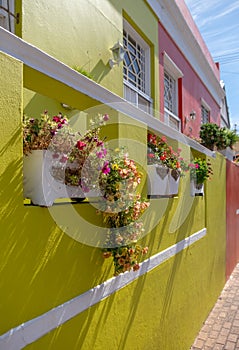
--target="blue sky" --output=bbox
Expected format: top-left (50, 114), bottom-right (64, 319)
top-left (185, 0), bottom-right (239, 131)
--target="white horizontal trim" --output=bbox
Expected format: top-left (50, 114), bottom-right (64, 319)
top-left (0, 27), bottom-right (214, 157)
top-left (164, 52), bottom-right (183, 78)
top-left (0, 228), bottom-right (206, 350)
top-left (201, 98), bottom-right (211, 112)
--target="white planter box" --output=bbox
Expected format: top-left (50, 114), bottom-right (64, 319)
top-left (147, 164), bottom-right (180, 196)
top-left (190, 181), bottom-right (204, 196)
top-left (23, 150), bottom-right (98, 206)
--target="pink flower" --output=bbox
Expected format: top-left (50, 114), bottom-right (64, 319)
top-left (161, 136), bottom-right (167, 143)
top-left (96, 151), bottom-right (103, 158)
top-left (103, 114), bottom-right (109, 121)
top-left (102, 161), bottom-right (111, 174)
top-left (60, 155), bottom-right (68, 163)
top-left (52, 153), bottom-right (59, 159)
top-left (148, 153), bottom-right (155, 158)
top-left (195, 163), bottom-right (199, 169)
top-left (76, 141), bottom-right (87, 150)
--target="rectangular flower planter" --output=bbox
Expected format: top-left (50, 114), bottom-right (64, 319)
top-left (147, 164), bottom-right (180, 197)
top-left (23, 150), bottom-right (99, 206)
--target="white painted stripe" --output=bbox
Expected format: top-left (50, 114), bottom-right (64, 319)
top-left (0, 228), bottom-right (206, 350)
top-left (0, 27), bottom-right (214, 157)
top-left (236, 209), bottom-right (239, 215)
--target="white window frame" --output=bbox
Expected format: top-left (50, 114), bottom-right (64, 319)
top-left (163, 52), bottom-right (183, 131)
top-left (0, 0), bottom-right (16, 33)
top-left (201, 98), bottom-right (211, 124)
top-left (123, 19), bottom-right (152, 114)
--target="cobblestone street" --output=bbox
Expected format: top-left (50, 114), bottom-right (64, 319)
top-left (191, 264), bottom-right (239, 349)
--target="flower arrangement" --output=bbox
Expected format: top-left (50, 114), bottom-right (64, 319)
top-left (50, 114), bottom-right (109, 191)
top-left (189, 158), bottom-right (213, 185)
top-left (23, 111), bottom-right (109, 192)
top-left (23, 111), bottom-right (69, 155)
top-left (147, 132), bottom-right (188, 180)
top-left (98, 147), bottom-right (150, 275)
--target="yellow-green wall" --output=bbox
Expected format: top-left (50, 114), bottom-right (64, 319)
top-left (0, 50), bottom-right (226, 349)
top-left (19, 0), bottom-right (159, 115)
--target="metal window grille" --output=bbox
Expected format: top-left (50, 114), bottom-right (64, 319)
top-left (0, 0), bottom-right (19, 33)
top-left (123, 29), bottom-right (146, 94)
top-left (164, 71), bottom-right (176, 114)
top-left (201, 105), bottom-right (209, 124)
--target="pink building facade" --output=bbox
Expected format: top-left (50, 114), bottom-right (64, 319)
top-left (156, 0), bottom-right (224, 138)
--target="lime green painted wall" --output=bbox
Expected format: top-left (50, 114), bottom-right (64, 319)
top-left (24, 152), bottom-right (226, 350)
top-left (20, 0), bottom-right (159, 113)
top-left (0, 51), bottom-right (226, 349)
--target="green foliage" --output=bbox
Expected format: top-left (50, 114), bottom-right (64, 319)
top-left (200, 123), bottom-right (238, 151)
top-left (200, 123), bottom-right (220, 150)
top-left (190, 158), bottom-right (213, 184)
top-left (73, 65), bottom-right (94, 79)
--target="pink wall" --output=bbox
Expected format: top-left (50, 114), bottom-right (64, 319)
top-left (158, 22), bottom-right (221, 138)
top-left (226, 161), bottom-right (239, 280)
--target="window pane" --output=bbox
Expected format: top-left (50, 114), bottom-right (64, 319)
top-left (201, 105), bottom-right (209, 124)
top-left (164, 71), bottom-right (176, 113)
top-left (123, 27), bottom-right (146, 94)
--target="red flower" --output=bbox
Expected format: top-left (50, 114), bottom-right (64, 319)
top-left (53, 116), bottom-right (61, 123)
top-left (148, 153), bottom-right (155, 158)
top-left (76, 141), bottom-right (87, 150)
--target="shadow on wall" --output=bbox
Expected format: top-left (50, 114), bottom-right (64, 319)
top-left (0, 154), bottom-right (114, 334)
top-left (91, 59), bottom-right (111, 83)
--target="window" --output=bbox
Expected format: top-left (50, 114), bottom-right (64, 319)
top-left (164, 71), bottom-right (176, 114)
top-left (123, 19), bottom-right (152, 114)
top-left (201, 99), bottom-right (210, 124)
top-left (0, 0), bottom-right (17, 33)
top-left (163, 53), bottom-right (183, 131)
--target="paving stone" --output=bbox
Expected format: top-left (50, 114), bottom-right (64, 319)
top-left (214, 344), bottom-right (225, 350)
top-left (224, 341), bottom-right (237, 350)
top-left (227, 333), bottom-right (238, 342)
top-left (190, 263), bottom-right (239, 349)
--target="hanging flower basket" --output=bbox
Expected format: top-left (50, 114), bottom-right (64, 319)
top-left (147, 164), bottom-right (180, 197)
top-left (23, 150), bottom-right (99, 206)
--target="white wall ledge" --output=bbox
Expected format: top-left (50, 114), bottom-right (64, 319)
top-left (0, 27), bottom-right (214, 157)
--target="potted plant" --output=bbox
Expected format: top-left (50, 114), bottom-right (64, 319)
top-left (147, 133), bottom-right (184, 196)
top-left (98, 147), bottom-right (150, 275)
top-left (199, 123), bottom-right (220, 151)
top-left (23, 111), bottom-right (109, 206)
top-left (189, 157), bottom-right (213, 196)
top-left (200, 123), bottom-right (238, 159)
